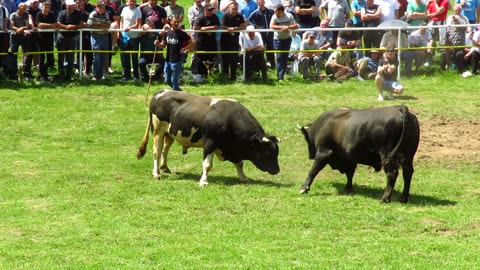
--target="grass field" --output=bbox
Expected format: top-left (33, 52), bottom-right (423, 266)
top-left (1, 67), bottom-right (479, 268)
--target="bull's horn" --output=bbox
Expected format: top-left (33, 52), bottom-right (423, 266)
top-left (296, 124), bottom-right (303, 130)
top-left (261, 137), bottom-right (270, 143)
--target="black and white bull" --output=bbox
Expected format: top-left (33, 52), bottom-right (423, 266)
top-left (137, 90), bottom-right (280, 186)
top-left (298, 105), bottom-right (420, 203)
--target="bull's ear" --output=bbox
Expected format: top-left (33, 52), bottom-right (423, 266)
top-left (261, 136), bottom-right (280, 143)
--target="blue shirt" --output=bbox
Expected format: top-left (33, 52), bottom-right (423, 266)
top-left (455, 0), bottom-right (480, 22)
top-left (350, 0), bottom-right (366, 25)
top-left (239, 0), bottom-right (258, 19)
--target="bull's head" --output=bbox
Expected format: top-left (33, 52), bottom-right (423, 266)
top-left (252, 135), bottom-right (280, 175)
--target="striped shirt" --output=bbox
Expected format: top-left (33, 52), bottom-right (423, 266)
top-left (87, 10), bottom-right (111, 35)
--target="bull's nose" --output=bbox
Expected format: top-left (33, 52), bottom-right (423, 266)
top-left (269, 168), bottom-right (280, 175)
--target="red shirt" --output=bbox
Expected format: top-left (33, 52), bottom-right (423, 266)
top-left (427, 0), bottom-right (449, 22)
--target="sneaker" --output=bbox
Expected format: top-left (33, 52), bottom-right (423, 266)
top-left (378, 94), bottom-right (384, 101)
top-left (423, 62), bottom-right (430, 67)
top-left (83, 71), bottom-right (92, 79)
top-left (92, 77), bottom-right (97, 81)
top-left (356, 75), bottom-right (365, 81)
top-left (119, 77), bottom-right (130, 82)
top-left (108, 67), bottom-right (115, 74)
top-left (387, 91), bottom-right (394, 100)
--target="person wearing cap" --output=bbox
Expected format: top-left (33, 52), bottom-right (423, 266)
top-left (87, 0), bottom-right (111, 80)
top-left (299, 30), bottom-right (321, 79)
top-left (56, 0), bottom-right (83, 81)
top-left (337, 18), bottom-right (363, 61)
top-left (35, 0), bottom-right (57, 82)
top-left (192, 3), bottom-right (219, 77)
top-left (325, 38), bottom-right (354, 81)
top-left (375, 47), bottom-right (404, 101)
top-left (353, 49), bottom-right (379, 80)
top-left (240, 25), bottom-right (268, 80)
top-left (220, 1), bottom-right (245, 81)
top-left (270, 3), bottom-right (298, 80)
top-left (156, 15), bottom-right (195, 90)
top-left (9, 2), bottom-right (37, 81)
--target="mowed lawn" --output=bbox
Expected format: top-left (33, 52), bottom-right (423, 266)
top-left (1, 71), bottom-right (479, 268)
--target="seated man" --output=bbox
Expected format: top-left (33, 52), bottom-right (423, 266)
top-left (407, 22), bottom-right (433, 72)
top-left (310, 19), bottom-right (333, 62)
top-left (375, 47), bottom-right (405, 101)
top-left (380, 29), bottom-right (415, 75)
top-left (299, 31), bottom-right (322, 79)
top-left (325, 38), bottom-right (354, 81)
top-left (440, 7), bottom-right (468, 73)
top-left (354, 49), bottom-right (380, 80)
top-left (240, 25), bottom-right (268, 80)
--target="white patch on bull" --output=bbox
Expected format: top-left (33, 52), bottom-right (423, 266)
top-left (210, 98), bottom-right (237, 106)
top-left (154, 89), bottom-right (171, 100)
top-left (168, 124), bottom-right (204, 148)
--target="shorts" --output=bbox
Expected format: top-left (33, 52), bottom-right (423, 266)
top-left (382, 80), bottom-right (402, 91)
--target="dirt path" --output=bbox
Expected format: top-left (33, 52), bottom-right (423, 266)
top-left (417, 116), bottom-right (480, 163)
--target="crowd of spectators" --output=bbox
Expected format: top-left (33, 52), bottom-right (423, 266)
top-left (0, 0), bottom-right (480, 98)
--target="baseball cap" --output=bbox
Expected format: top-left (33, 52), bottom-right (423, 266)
top-left (246, 25), bottom-right (255, 32)
top-left (65, 0), bottom-right (76, 5)
top-left (96, 0), bottom-right (106, 6)
top-left (339, 38), bottom-right (348, 45)
top-left (204, 4), bottom-right (214, 10)
top-left (306, 31), bottom-right (316, 38)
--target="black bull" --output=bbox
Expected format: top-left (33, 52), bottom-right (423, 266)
top-left (137, 90), bottom-right (280, 185)
top-left (298, 105), bottom-right (420, 203)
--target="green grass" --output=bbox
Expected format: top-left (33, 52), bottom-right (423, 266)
top-left (1, 55), bottom-right (480, 268)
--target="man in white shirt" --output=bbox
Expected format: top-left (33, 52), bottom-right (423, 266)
top-left (240, 25), bottom-right (268, 80)
top-left (119, 0), bottom-right (142, 81)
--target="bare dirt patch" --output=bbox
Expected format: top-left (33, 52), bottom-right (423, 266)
top-left (416, 116), bottom-right (480, 163)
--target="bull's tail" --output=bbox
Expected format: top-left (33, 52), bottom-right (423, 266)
top-left (385, 105), bottom-right (409, 166)
top-left (137, 114), bottom-right (152, 159)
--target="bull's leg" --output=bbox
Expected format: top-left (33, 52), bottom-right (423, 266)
top-left (344, 165), bottom-right (357, 193)
top-left (299, 150), bottom-right (331, 194)
top-left (399, 161), bottom-right (414, 203)
top-left (381, 162), bottom-right (399, 203)
top-left (199, 153), bottom-right (214, 186)
top-left (160, 134), bottom-right (174, 173)
top-left (234, 161), bottom-right (249, 183)
top-left (152, 132), bottom-right (165, 179)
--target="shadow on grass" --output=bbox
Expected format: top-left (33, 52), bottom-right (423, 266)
top-left (331, 183), bottom-right (456, 206)
top-left (170, 172), bottom-right (292, 188)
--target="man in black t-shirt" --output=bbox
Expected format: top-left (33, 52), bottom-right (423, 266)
top-left (192, 4), bottom-right (219, 77)
top-left (375, 48), bottom-right (405, 101)
top-left (36, 1), bottom-right (57, 81)
top-left (221, 1), bottom-right (244, 81)
top-left (157, 15), bottom-right (195, 90)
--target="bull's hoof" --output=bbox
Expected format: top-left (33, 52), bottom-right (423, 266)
top-left (160, 166), bottom-right (171, 174)
top-left (399, 196), bottom-right (409, 203)
top-left (345, 187), bottom-right (355, 194)
top-left (239, 178), bottom-right (250, 184)
top-left (153, 171), bottom-right (161, 179)
top-left (199, 180), bottom-right (209, 186)
top-left (299, 187), bottom-right (309, 194)
top-left (380, 197), bottom-right (391, 203)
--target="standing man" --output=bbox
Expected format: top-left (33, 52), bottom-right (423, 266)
top-left (294, 0), bottom-right (316, 31)
top-left (239, 0), bottom-right (258, 19)
top-left (87, 0), bottom-right (111, 81)
top-left (156, 15), bottom-right (195, 91)
top-left (36, 0), bottom-right (56, 82)
top-left (0, 0), bottom-right (10, 78)
top-left (248, 0), bottom-right (275, 68)
top-left (319, 0), bottom-right (350, 43)
top-left (119, 0), bottom-right (142, 81)
top-left (9, 2), bottom-right (36, 81)
top-left (269, 3), bottom-right (298, 81)
top-left (378, 0), bottom-right (399, 23)
top-left (164, 0), bottom-right (184, 22)
top-left (192, 3), bottom-right (219, 77)
top-left (221, 1), bottom-right (245, 81)
top-left (56, 0), bottom-right (83, 81)
top-left (361, 0), bottom-right (381, 51)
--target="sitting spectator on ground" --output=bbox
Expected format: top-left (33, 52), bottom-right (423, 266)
top-left (240, 25), bottom-right (268, 80)
top-left (325, 38), bottom-right (354, 81)
top-left (287, 30), bottom-right (301, 74)
top-left (375, 47), bottom-right (404, 101)
top-left (354, 49), bottom-right (379, 80)
top-left (299, 30), bottom-right (322, 79)
top-left (380, 28), bottom-right (414, 75)
top-left (407, 22), bottom-right (433, 73)
top-left (466, 27), bottom-right (480, 74)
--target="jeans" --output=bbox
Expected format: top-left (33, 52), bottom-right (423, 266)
top-left (10, 33), bottom-right (33, 76)
top-left (274, 38), bottom-right (291, 80)
top-left (56, 35), bottom-right (76, 79)
top-left (164, 61), bottom-right (183, 91)
top-left (91, 34), bottom-right (109, 79)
